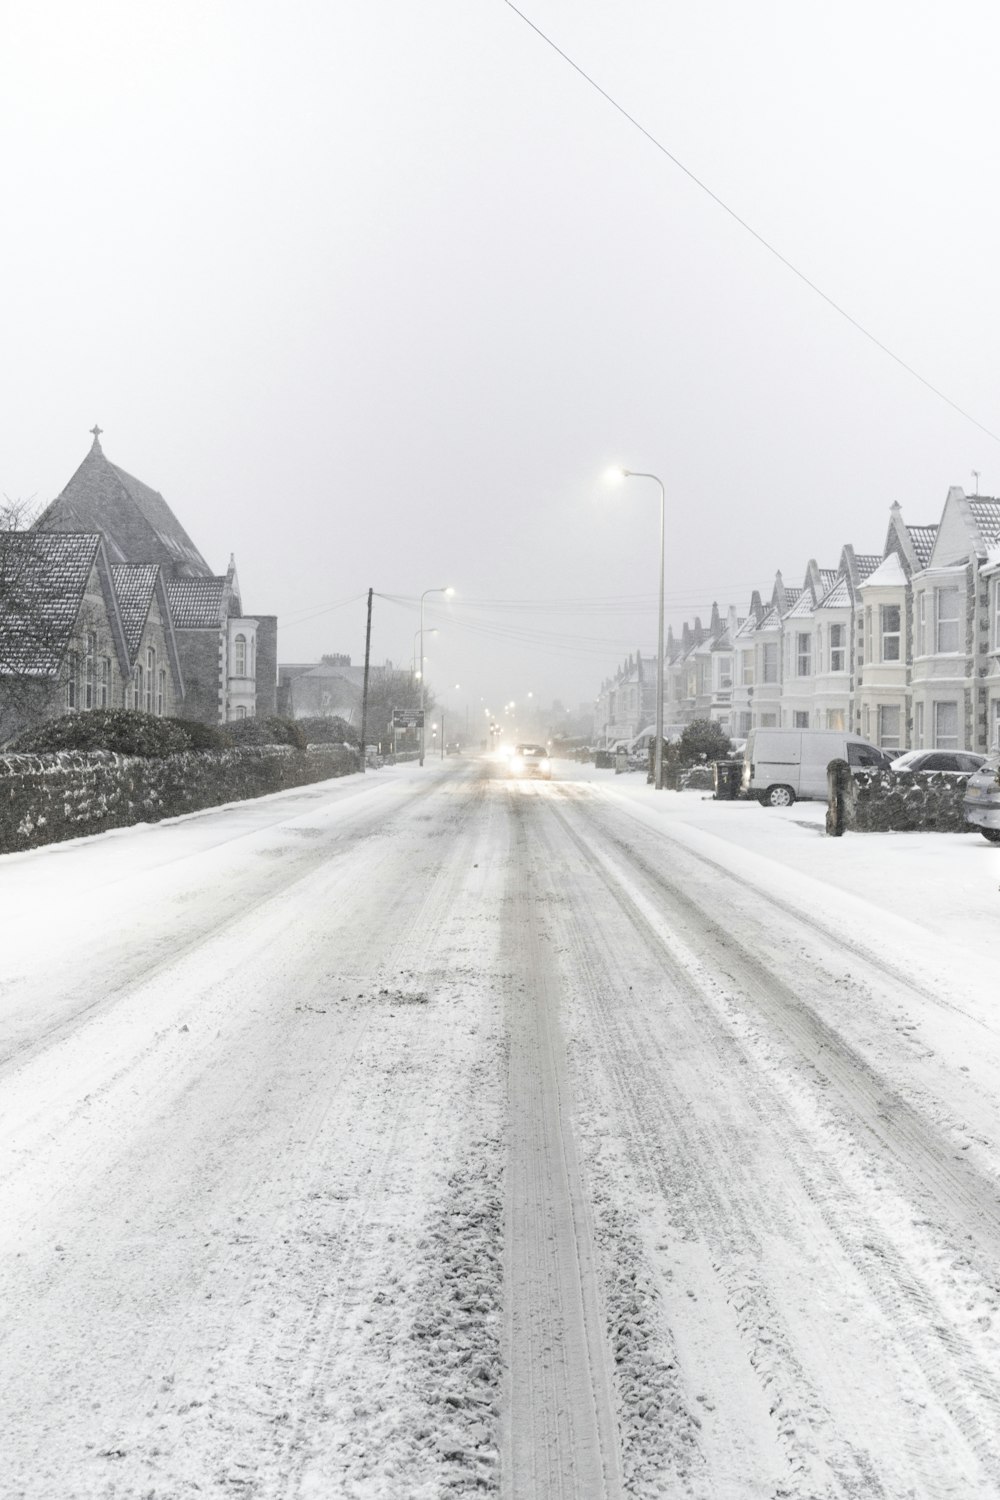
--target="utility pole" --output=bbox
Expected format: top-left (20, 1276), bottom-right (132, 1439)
top-left (359, 587), bottom-right (373, 774)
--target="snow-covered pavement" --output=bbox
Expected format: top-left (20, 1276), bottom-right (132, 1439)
top-left (1, 758), bottom-right (998, 1497)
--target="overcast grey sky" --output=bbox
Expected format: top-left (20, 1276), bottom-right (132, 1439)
top-left (4, 1), bottom-right (1000, 718)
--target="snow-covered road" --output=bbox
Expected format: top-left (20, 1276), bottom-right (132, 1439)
top-left (1, 758), bottom-right (998, 1498)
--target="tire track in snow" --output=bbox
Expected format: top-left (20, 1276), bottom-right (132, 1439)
top-left (540, 785), bottom-right (1000, 1495)
top-left (499, 783), bottom-right (625, 1500)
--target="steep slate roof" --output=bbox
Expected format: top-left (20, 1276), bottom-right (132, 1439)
top-left (818, 568), bottom-right (840, 594)
top-left (0, 532), bottom-right (100, 675)
top-left (818, 575), bottom-right (852, 608)
top-left (166, 576), bottom-right (227, 628)
top-left (34, 434), bottom-right (212, 577)
top-left (855, 554), bottom-right (882, 581)
top-left (785, 590), bottom-right (816, 618)
top-left (906, 525), bottom-right (938, 568)
top-left (111, 564), bottom-right (159, 663)
top-left (968, 498), bottom-right (1000, 550)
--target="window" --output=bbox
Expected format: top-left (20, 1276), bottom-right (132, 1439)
top-left (84, 631), bottom-right (96, 708)
top-left (133, 664), bottom-right (144, 711)
top-left (878, 704), bottom-right (901, 750)
top-left (65, 651), bottom-right (79, 710)
top-left (862, 705), bottom-right (870, 740)
top-left (916, 593), bottom-right (927, 656)
top-left (793, 710), bottom-right (809, 728)
top-left (718, 655), bottom-right (732, 690)
top-left (99, 657), bottom-right (111, 708)
top-left (236, 705), bottom-right (248, 720)
top-left (880, 604), bottom-right (901, 662)
top-left (826, 709), bottom-right (845, 731)
top-left (145, 648), bottom-right (156, 713)
top-left (829, 623), bottom-right (845, 672)
top-left (759, 711), bottom-right (778, 727)
top-left (915, 701), bottom-right (924, 748)
top-left (992, 699), bottom-right (1000, 751)
top-left (935, 587), bottom-right (961, 653)
top-left (848, 743), bottom-right (888, 768)
top-left (234, 633), bottom-right (247, 676)
top-left (762, 642), bottom-right (779, 684)
top-left (739, 711), bottom-right (752, 735)
top-left (741, 652), bottom-right (754, 686)
top-left (934, 700), bottom-right (959, 749)
top-left (994, 579), bottom-right (1000, 652)
top-left (158, 668), bottom-right (166, 716)
top-left (796, 633), bottom-right (811, 677)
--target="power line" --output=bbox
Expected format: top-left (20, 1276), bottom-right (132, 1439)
top-left (501, 0), bottom-right (1000, 446)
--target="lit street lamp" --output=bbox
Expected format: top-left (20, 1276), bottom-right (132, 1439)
top-left (608, 467), bottom-right (666, 791)
top-left (419, 586), bottom-right (453, 766)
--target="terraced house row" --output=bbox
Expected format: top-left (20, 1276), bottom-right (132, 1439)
top-left (595, 486), bottom-right (1000, 755)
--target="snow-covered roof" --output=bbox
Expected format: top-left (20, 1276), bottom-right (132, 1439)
top-left (969, 498), bottom-right (1000, 551)
top-left (166, 576), bottom-right (227, 629)
top-left (0, 531), bottom-right (100, 676)
top-left (111, 564), bottom-right (159, 662)
top-left (785, 591), bottom-right (816, 619)
top-left (907, 525), bottom-right (938, 569)
top-left (861, 552), bottom-right (907, 588)
top-left (817, 575), bottom-right (851, 609)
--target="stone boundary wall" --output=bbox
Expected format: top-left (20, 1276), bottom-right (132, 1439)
top-left (837, 765), bottom-right (973, 833)
top-left (0, 744), bottom-right (357, 854)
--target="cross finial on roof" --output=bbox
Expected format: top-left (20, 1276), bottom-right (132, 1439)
top-left (90, 424), bottom-right (103, 446)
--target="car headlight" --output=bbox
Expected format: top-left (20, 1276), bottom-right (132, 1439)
top-left (511, 755), bottom-right (523, 771)
top-left (540, 759), bottom-right (551, 772)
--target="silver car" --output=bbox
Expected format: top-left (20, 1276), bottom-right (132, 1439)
top-left (963, 752), bottom-right (1000, 843)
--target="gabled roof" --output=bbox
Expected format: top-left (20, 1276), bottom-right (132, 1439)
top-left (862, 552), bottom-right (907, 588)
top-left (166, 576), bottom-right (227, 628)
top-left (34, 433), bottom-right (212, 577)
top-left (969, 498), bottom-right (1000, 550)
top-left (111, 564), bottom-right (160, 663)
top-left (0, 532), bottom-right (100, 676)
top-left (854, 554), bottom-right (882, 582)
top-left (818, 568), bottom-right (840, 594)
top-left (785, 590), bottom-right (816, 619)
top-left (817, 575), bottom-right (852, 608)
top-left (906, 525), bottom-right (938, 568)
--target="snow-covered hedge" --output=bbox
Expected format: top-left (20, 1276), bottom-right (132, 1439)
top-left (840, 766), bottom-right (973, 833)
top-left (0, 744), bottom-right (357, 854)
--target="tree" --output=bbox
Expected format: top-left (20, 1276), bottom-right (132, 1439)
top-left (0, 499), bottom-right (68, 743)
top-left (676, 717), bottom-right (734, 767)
top-left (362, 666), bottom-right (436, 752)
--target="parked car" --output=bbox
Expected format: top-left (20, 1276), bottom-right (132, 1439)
top-left (962, 752), bottom-right (1000, 842)
top-left (890, 750), bottom-right (987, 774)
top-left (445, 741), bottom-right (462, 755)
top-left (509, 743), bottom-right (552, 780)
top-left (742, 728), bottom-right (892, 807)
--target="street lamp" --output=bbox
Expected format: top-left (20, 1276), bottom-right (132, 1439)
top-left (412, 626), bottom-right (438, 679)
top-left (419, 586), bottom-right (453, 766)
top-left (608, 467), bottom-right (666, 790)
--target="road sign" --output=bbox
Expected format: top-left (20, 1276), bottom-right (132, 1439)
top-left (392, 709), bottom-right (424, 730)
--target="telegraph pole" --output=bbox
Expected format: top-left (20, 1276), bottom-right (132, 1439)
top-left (359, 587), bottom-right (373, 774)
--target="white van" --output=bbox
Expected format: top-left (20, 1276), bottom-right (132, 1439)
top-left (743, 728), bottom-right (891, 806)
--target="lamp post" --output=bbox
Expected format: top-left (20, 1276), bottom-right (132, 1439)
top-left (412, 627), bottom-right (437, 680)
top-left (609, 468), bottom-right (666, 790)
top-left (419, 586), bottom-right (453, 766)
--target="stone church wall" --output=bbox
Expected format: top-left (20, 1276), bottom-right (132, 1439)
top-left (0, 743), bottom-right (357, 853)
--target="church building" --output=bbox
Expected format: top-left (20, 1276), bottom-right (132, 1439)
top-left (0, 428), bottom-right (276, 737)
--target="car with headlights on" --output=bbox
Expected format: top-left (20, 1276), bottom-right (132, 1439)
top-left (963, 751), bottom-right (1000, 842)
top-left (509, 743), bottom-right (552, 780)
